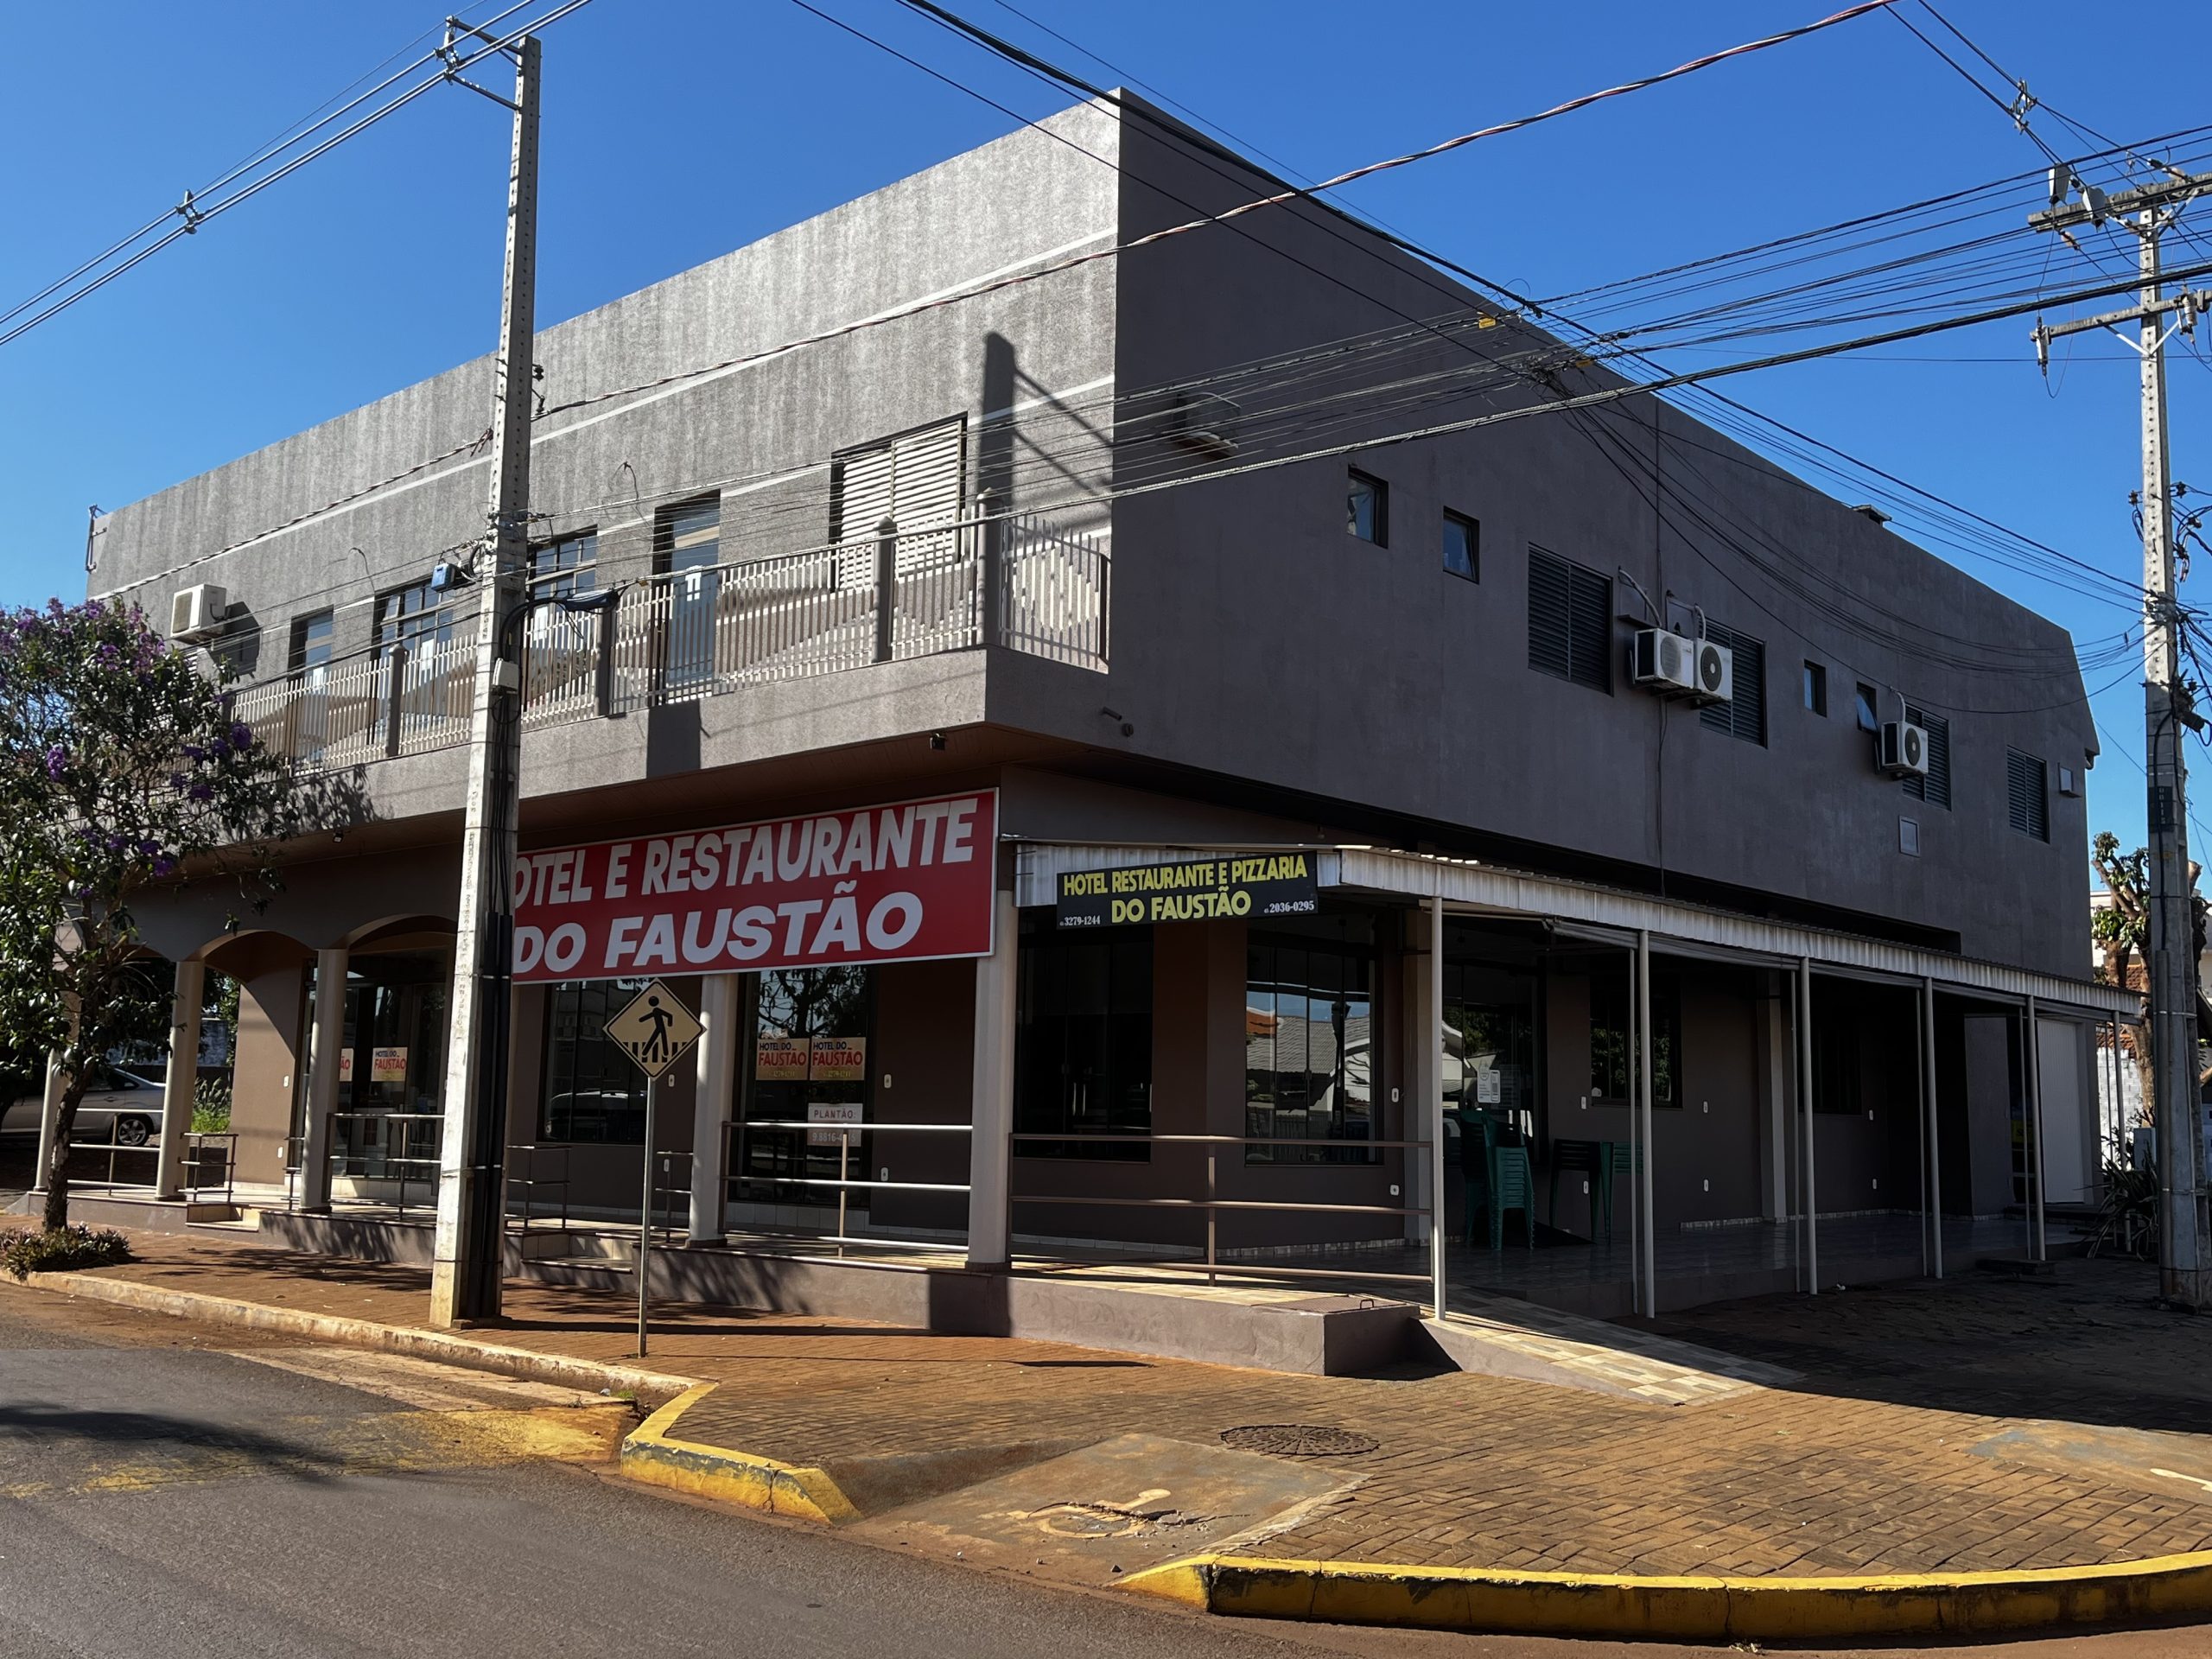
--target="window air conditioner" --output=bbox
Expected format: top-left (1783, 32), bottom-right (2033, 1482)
top-left (1878, 719), bottom-right (1929, 779)
top-left (168, 584), bottom-right (226, 642)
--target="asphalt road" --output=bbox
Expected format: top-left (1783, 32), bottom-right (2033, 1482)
top-left (0, 1282), bottom-right (2206, 1659)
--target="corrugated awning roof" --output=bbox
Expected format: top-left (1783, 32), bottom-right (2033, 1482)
top-left (1011, 842), bottom-right (2137, 1020)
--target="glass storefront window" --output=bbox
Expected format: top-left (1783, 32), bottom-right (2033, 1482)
top-left (1014, 920), bottom-right (1153, 1160)
top-left (739, 965), bottom-right (874, 1201)
top-left (1245, 938), bottom-right (1376, 1166)
top-left (541, 978), bottom-right (651, 1143)
top-left (1588, 968), bottom-right (1679, 1105)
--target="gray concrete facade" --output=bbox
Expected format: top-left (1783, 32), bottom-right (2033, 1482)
top-left (80, 94), bottom-right (2107, 1306)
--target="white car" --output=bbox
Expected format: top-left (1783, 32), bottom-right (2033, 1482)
top-left (1, 1065), bottom-right (168, 1147)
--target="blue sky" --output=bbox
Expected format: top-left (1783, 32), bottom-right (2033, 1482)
top-left (1, 0), bottom-right (2202, 861)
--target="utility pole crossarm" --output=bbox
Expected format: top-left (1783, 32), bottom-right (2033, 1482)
top-left (2033, 289), bottom-right (2212, 346)
top-left (2029, 168), bottom-right (2212, 233)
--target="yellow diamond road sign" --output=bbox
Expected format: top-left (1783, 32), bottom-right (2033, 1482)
top-left (605, 980), bottom-right (703, 1080)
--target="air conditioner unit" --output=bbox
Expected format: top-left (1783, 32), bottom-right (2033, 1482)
top-left (1630, 628), bottom-right (1700, 696)
top-left (1878, 719), bottom-right (1929, 779)
top-left (168, 583), bottom-right (226, 641)
top-left (1688, 636), bottom-right (1732, 705)
top-left (1164, 390), bottom-right (1239, 458)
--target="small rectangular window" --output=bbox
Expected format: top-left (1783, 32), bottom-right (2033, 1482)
top-left (1442, 511), bottom-right (1478, 582)
top-left (2008, 749), bottom-right (2050, 840)
top-left (1902, 702), bottom-right (1953, 810)
top-left (1698, 622), bottom-right (1765, 746)
top-left (288, 610), bottom-right (334, 676)
top-left (1347, 469), bottom-right (1388, 546)
top-left (1803, 660), bottom-right (1827, 715)
top-left (528, 530), bottom-right (597, 600)
top-left (1854, 682), bottom-right (1878, 734)
top-left (1527, 546), bottom-right (1612, 693)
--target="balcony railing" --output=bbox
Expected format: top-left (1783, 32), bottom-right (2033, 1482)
top-left (231, 509), bottom-right (1108, 766)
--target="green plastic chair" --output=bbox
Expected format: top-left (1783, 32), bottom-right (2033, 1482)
top-left (1459, 1112), bottom-right (1535, 1250)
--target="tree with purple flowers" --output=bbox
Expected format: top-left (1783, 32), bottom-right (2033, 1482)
top-left (1, 598), bottom-right (340, 1230)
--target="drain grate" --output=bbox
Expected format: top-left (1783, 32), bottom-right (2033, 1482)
top-left (1220, 1424), bottom-right (1378, 1458)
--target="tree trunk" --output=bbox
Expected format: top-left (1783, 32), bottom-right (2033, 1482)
top-left (40, 1086), bottom-right (82, 1233)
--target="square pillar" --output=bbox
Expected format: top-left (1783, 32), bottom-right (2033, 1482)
top-left (1405, 905), bottom-right (1438, 1247)
top-left (297, 948), bottom-right (347, 1211)
top-left (155, 958), bottom-right (206, 1199)
top-left (35, 1050), bottom-right (66, 1199)
top-left (966, 889), bottom-right (1017, 1268)
top-left (690, 972), bottom-right (740, 1243)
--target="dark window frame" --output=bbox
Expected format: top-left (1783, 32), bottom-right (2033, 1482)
top-left (1854, 681), bottom-right (1879, 734)
top-left (1698, 622), bottom-right (1766, 746)
top-left (1442, 510), bottom-right (1479, 582)
top-left (1803, 660), bottom-right (1827, 716)
top-left (1245, 935), bottom-right (1382, 1166)
top-left (1588, 967), bottom-right (1681, 1108)
top-left (540, 978), bottom-right (652, 1145)
top-left (528, 529), bottom-right (598, 601)
top-left (2008, 748), bottom-right (2050, 841)
top-left (288, 609), bottom-right (334, 677)
top-left (1902, 702), bottom-right (1953, 810)
top-left (1347, 468), bottom-right (1389, 547)
top-left (1527, 545), bottom-right (1613, 694)
top-left (1014, 918), bottom-right (1154, 1161)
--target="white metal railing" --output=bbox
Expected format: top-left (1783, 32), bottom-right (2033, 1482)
top-left (232, 510), bottom-right (1108, 769)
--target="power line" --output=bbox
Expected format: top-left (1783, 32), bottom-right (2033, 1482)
top-left (0, 1), bottom-right (586, 351)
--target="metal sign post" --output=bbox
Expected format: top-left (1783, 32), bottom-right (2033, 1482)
top-left (604, 980), bottom-right (703, 1358)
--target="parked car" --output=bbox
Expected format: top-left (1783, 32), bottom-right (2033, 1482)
top-left (1, 1065), bottom-right (166, 1146)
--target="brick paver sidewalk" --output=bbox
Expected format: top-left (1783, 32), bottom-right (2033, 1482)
top-left (47, 1230), bottom-right (2212, 1580)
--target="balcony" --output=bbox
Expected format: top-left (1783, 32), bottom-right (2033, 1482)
top-left (231, 509), bottom-right (1109, 768)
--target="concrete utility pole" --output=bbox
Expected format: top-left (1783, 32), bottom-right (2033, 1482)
top-left (431, 25), bottom-right (540, 1327)
top-left (2031, 165), bottom-right (2212, 1309)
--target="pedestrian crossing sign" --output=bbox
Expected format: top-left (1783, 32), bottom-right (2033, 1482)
top-left (605, 980), bottom-right (703, 1080)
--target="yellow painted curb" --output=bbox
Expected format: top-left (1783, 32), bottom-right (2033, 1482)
top-left (619, 1382), bottom-right (860, 1526)
top-left (29, 1269), bottom-right (696, 1405)
top-left (1120, 1550), bottom-right (2212, 1642)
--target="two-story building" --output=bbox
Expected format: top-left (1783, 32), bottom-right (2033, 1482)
top-left (67, 92), bottom-right (2133, 1354)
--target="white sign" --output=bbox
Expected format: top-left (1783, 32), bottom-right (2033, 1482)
top-left (807, 1101), bottom-right (864, 1147)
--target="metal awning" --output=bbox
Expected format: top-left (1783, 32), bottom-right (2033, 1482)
top-left (1010, 842), bottom-right (2137, 1021)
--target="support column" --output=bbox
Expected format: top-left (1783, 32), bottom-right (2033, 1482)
top-left (1924, 978), bottom-right (1944, 1279)
top-left (966, 888), bottom-right (1017, 1268)
top-left (1427, 893), bottom-right (1446, 1318)
top-left (1636, 930), bottom-right (1656, 1318)
top-left (35, 1051), bottom-right (66, 1201)
top-left (1799, 958), bottom-right (1819, 1295)
top-left (689, 972), bottom-right (740, 1243)
top-left (298, 949), bottom-right (347, 1212)
top-left (155, 958), bottom-right (205, 1199)
top-left (2026, 994), bottom-right (2047, 1263)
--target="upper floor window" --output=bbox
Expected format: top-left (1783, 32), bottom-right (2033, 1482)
top-left (373, 579), bottom-right (454, 659)
top-left (1527, 545), bottom-right (1611, 693)
top-left (654, 498), bottom-right (720, 576)
top-left (832, 417), bottom-right (966, 544)
top-left (1442, 511), bottom-right (1478, 582)
top-left (1347, 469), bottom-right (1388, 546)
top-left (1698, 622), bottom-right (1766, 746)
top-left (1853, 681), bottom-right (1878, 733)
top-left (2007, 749), bottom-right (2049, 840)
top-left (289, 610), bottom-right (334, 676)
top-left (1902, 702), bottom-right (1953, 810)
top-left (1802, 660), bottom-right (1827, 715)
top-left (529, 531), bottom-right (597, 600)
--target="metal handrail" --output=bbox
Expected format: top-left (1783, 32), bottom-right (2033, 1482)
top-left (1007, 1128), bottom-right (1438, 1302)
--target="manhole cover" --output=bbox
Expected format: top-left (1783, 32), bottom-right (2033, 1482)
top-left (1220, 1424), bottom-right (1378, 1457)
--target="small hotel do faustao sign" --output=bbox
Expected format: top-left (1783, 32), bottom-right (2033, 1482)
top-left (1055, 852), bottom-right (1319, 928)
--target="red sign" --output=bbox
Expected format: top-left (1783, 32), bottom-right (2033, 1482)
top-left (510, 790), bottom-right (997, 983)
